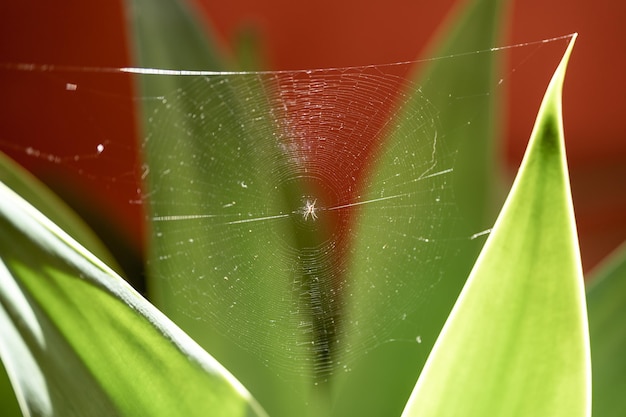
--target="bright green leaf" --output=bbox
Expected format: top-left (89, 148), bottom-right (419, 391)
top-left (0, 151), bottom-right (118, 271)
top-left (587, 241), bottom-right (626, 417)
top-left (0, 179), bottom-right (267, 417)
top-left (129, 1), bottom-right (581, 417)
top-left (0, 150), bottom-right (117, 417)
top-left (402, 34), bottom-right (590, 417)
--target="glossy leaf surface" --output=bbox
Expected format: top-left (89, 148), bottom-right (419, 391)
top-left (0, 176), bottom-right (266, 417)
top-left (402, 34), bottom-right (590, 417)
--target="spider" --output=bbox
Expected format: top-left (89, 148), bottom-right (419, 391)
top-left (302, 199), bottom-right (318, 221)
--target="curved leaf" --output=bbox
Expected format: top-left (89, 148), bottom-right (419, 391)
top-left (402, 34), bottom-right (590, 417)
top-left (0, 150), bottom-right (118, 417)
top-left (0, 150), bottom-right (120, 416)
top-left (0, 151), bottom-right (118, 270)
top-left (0, 179), bottom-right (267, 417)
top-left (587, 241), bottom-right (626, 417)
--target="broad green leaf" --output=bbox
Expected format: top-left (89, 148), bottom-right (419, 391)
top-left (128, 1), bottom-right (312, 415)
top-left (587, 241), bottom-right (626, 417)
top-left (0, 150), bottom-right (117, 417)
top-left (0, 179), bottom-right (267, 417)
top-left (333, 0), bottom-right (509, 414)
top-left (402, 34), bottom-right (590, 417)
top-left (412, 0), bottom-right (510, 346)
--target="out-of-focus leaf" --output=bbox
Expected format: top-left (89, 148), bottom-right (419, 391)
top-left (126, 0), bottom-right (224, 71)
top-left (0, 179), bottom-right (267, 417)
top-left (128, 1), bottom-right (312, 416)
top-left (233, 25), bottom-right (268, 71)
top-left (419, 0), bottom-right (510, 227)
top-left (587, 241), bottom-right (626, 417)
top-left (332, 0), bottom-right (509, 415)
top-left (402, 34), bottom-right (590, 417)
top-left (0, 359), bottom-right (20, 417)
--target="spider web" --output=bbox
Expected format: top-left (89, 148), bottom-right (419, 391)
top-left (141, 65), bottom-right (446, 384)
top-left (0, 35), bottom-right (573, 410)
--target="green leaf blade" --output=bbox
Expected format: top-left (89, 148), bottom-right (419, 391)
top-left (587, 242), bottom-right (626, 417)
top-left (0, 180), bottom-right (267, 417)
top-left (128, 1), bottom-right (311, 413)
top-left (402, 34), bottom-right (590, 417)
top-left (0, 151), bottom-right (119, 271)
top-left (332, 0), bottom-right (510, 414)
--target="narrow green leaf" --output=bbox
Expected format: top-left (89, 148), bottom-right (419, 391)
top-left (126, 0), bottom-right (224, 71)
top-left (233, 25), bottom-right (268, 71)
top-left (0, 180), bottom-right (267, 417)
top-left (0, 151), bottom-right (118, 271)
top-left (587, 241), bottom-right (626, 417)
top-left (402, 34), bottom-right (590, 417)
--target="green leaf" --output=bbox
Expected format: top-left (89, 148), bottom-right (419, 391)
top-left (0, 151), bottom-right (118, 271)
top-left (128, 1), bottom-right (313, 415)
top-left (587, 241), bottom-right (626, 417)
top-left (332, 0), bottom-right (509, 414)
top-left (126, 0), bottom-right (225, 71)
top-left (141, 72), bottom-right (311, 415)
top-left (401, 34), bottom-right (590, 417)
top-left (0, 179), bottom-right (267, 417)
top-left (0, 150), bottom-right (108, 417)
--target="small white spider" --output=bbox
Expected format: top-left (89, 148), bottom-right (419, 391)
top-left (302, 199), bottom-right (318, 221)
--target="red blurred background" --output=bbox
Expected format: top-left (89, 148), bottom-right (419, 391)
top-left (0, 0), bottom-right (624, 279)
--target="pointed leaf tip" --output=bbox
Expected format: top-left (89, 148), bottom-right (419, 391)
top-left (402, 33), bottom-right (589, 417)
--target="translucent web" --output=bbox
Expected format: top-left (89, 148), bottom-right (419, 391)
top-left (0, 35), bottom-right (574, 392)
